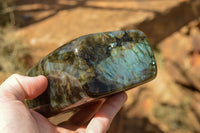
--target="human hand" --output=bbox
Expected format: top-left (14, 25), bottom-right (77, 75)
top-left (0, 74), bottom-right (127, 133)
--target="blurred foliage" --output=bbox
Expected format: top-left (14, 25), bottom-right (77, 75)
top-left (0, 0), bottom-right (16, 26)
top-left (0, 28), bottom-right (32, 74)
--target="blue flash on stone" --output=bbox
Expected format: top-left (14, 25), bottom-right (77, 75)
top-left (24, 29), bottom-right (157, 117)
top-left (84, 30), bottom-right (157, 97)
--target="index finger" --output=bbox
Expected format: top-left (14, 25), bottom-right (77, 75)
top-left (86, 92), bottom-right (127, 133)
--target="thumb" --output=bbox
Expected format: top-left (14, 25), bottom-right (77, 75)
top-left (0, 74), bottom-right (48, 101)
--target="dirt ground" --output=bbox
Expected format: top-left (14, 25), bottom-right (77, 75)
top-left (14, 0), bottom-right (183, 63)
top-left (0, 0), bottom-right (200, 132)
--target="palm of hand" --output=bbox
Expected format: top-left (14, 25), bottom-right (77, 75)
top-left (0, 74), bottom-right (127, 133)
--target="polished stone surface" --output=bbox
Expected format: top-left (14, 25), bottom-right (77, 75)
top-left (25, 30), bottom-right (157, 117)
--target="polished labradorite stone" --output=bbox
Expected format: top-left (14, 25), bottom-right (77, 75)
top-left (25, 30), bottom-right (157, 117)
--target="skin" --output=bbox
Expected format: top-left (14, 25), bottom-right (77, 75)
top-left (0, 74), bottom-right (127, 133)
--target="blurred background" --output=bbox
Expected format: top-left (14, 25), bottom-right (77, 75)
top-left (0, 0), bottom-right (200, 132)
